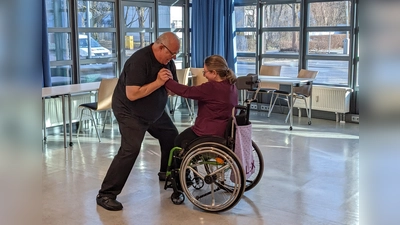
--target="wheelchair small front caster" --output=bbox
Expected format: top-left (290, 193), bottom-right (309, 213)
top-left (308, 121), bottom-right (312, 125)
top-left (289, 126), bottom-right (293, 130)
top-left (192, 177), bottom-right (204, 189)
top-left (171, 191), bottom-right (185, 205)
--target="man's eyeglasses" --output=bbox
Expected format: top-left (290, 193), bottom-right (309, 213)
top-left (161, 43), bottom-right (177, 57)
top-left (202, 70), bottom-right (210, 75)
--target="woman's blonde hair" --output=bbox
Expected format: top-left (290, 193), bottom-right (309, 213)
top-left (204, 55), bottom-right (236, 84)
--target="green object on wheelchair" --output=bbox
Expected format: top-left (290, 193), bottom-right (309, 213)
top-left (166, 147), bottom-right (182, 177)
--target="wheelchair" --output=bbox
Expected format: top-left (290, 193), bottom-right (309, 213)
top-left (164, 74), bottom-right (264, 212)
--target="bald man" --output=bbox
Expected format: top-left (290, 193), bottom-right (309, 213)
top-left (96, 32), bottom-right (180, 211)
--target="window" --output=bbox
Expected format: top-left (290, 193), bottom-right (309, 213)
top-left (47, 0), bottom-right (72, 86)
top-left (236, 31), bottom-right (257, 53)
top-left (262, 31), bottom-right (300, 54)
top-left (48, 32), bottom-right (72, 61)
top-left (77, 1), bottom-right (115, 28)
top-left (235, 2), bottom-right (303, 76)
top-left (121, 2), bottom-right (155, 65)
top-left (305, 1), bottom-right (352, 85)
top-left (309, 1), bottom-right (351, 27)
top-left (124, 32), bottom-right (151, 57)
top-left (307, 60), bottom-right (349, 85)
top-left (235, 5), bottom-right (257, 76)
top-left (262, 58), bottom-right (299, 77)
top-left (78, 1), bottom-right (117, 84)
top-left (78, 33), bottom-right (114, 59)
top-left (260, 3), bottom-right (301, 77)
top-left (244, 8), bottom-right (256, 27)
top-left (46, 0), bottom-right (70, 28)
top-left (307, 31), bottom-right (350, 56)
top-left (46, 0), bottom-right (118, 86)
top-left (158, 3), bottom-right (187, 69)
top-left (262, 4), bottom-right (300, 28)
top-left (124, 6), bottom-right (152, 29)
top-left (236, 6), bottom-right (257, 28)
top-left (46, 0), bottom-right (357, 88)
top-left (237, 57), bottom-right (256, 76)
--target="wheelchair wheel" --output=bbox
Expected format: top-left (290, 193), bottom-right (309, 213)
top-left (179, 142), bottom-right (245, 212)
top-left (244, 141), bottom-right (264, 191)
top-left (171, 191), bottom-right (185, 205)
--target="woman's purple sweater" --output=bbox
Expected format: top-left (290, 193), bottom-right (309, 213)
top-left (165, 79), bottom-right (238, 137)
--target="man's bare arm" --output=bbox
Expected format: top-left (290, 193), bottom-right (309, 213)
top-left (125, 68), bottom-right (172, 101)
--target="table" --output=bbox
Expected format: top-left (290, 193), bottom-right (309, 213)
top-left (42, 82), bottom-right (100, 148)
top-left (256, 77), bottom-right (314, 130)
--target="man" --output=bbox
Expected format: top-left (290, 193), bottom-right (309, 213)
top-left (96, 32), bottom-right (180, 211)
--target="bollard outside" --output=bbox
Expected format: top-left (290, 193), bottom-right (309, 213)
top-left (343, 38), bottom-right (349, 54)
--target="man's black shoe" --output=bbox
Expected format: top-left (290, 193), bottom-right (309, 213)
top-left (158, 172), bottom-right (167, 181)
top-left (96, 195), bottom-right (123, 211)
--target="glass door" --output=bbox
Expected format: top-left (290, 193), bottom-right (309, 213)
top-left (120, 1), bottom-right (155, 65)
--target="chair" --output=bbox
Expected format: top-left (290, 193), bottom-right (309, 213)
top-left (190, 68), bottom-right (208, 86)
top-left (269, 69), bottom-right (318, 124)
top-left (258, 65), bottom-right (282, 117)
top-left (77, 78), bottom-right (118, 142)
top-left (186, 68), bottom-right (208, 117)
top-left (169, 68), bottom-right (193, 116)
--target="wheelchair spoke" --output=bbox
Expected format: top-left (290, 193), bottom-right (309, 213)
top-left (213, 181), bottom-right (234, 193)
top-left (206, 164), bottom-right (230, 177)
top-left (211, 183), bottom-right (216, 206)
top-left (188, 166), bottom-right (204, 180)
top-left (193, 182), bottom-right (234, 202)
top-left (195, 186), bottom-right (221, 200)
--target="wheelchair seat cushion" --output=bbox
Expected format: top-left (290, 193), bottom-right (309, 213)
top-left (184, 136), bottom-right (227, 151)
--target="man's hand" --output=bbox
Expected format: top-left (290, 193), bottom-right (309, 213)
top-left (157, 68), bottom-right (173, 84)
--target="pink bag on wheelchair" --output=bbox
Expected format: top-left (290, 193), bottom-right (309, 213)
top-left (233, 118), bottom-right (255, 179)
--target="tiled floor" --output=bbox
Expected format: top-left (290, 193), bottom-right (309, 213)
top-left (43, 110), bottom-right (359, 225)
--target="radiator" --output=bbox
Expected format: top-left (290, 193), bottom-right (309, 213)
top-left (293, 85), bottom-right (353, 115)
top-left (43, 93), bottom-right (94, 128)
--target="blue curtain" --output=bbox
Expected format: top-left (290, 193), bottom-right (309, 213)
top-left (191, 0), bottom-right (237, 73)
top-left (42, 0), bottom-right (52, 87)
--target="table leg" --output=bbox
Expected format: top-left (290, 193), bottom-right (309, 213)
top-left (42, 97), bottom-right (47, 143)
top-left (242, 90), bottom-right (246, 104)
top-left (308, 81), bottom-right (313, 125)
top-left (191, 99), bottom-right (194, 117)
top-left (68, 94), bottom-right (73, 146)
top-left (289, 84), bottom-right (293, 130)
top-left (61, 95), bottom-right (67, 148)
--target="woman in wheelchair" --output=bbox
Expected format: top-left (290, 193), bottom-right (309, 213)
top-left (165, 55), bottom-right (238, 149)
top-left (163, 56), bottom-right (264, 212)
